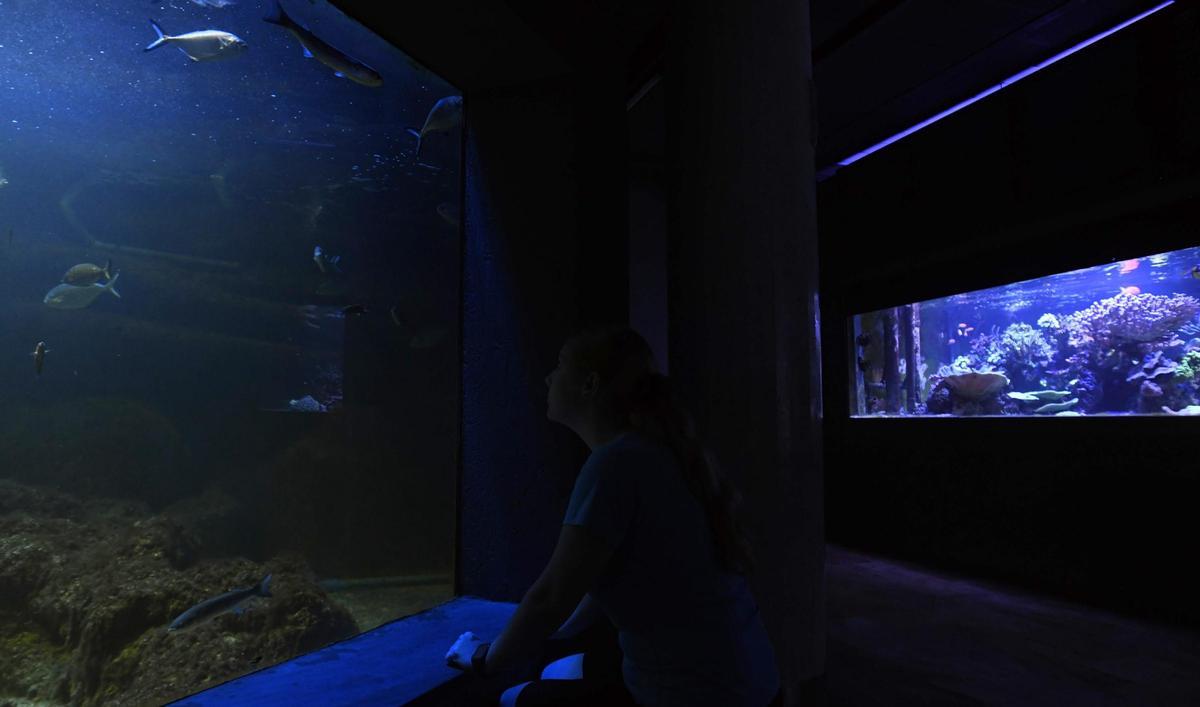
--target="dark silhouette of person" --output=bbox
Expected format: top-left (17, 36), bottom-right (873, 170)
top-left (447, 326), bottom-right (780, 706)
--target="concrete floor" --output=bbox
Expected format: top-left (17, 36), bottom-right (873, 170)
top-left (825, 545), bottom-right (1200, 706)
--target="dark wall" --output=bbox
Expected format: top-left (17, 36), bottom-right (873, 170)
top-left (820, 4), bottom-right (1200, 627)
top-left (458, 74), bottom-right (629, 600)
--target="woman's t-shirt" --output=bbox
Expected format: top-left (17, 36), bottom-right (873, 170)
top-left (564, 431), bottom-right (780, 707)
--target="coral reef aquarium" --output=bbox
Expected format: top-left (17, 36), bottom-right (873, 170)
top-left (851, 246), bottom-right (1200, 418)
top-left (0, 1), bottom-right (461, 704)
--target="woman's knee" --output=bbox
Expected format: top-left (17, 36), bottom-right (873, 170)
top-left (540, 652), bottom-right (585, 680)
top-left (498, 680), bottom-right (532, 707)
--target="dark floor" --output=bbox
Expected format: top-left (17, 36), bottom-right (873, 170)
top-left (825, 545), bottom-right (1200, 706)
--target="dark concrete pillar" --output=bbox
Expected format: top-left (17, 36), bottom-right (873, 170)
top-left (665, 0), bottom-right (825, 702)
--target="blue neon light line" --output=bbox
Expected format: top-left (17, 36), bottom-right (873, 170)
top-left (832, 0), bottom-right (1175, 169)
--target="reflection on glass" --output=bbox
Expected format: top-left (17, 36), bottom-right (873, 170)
top-left (851, 246), bottom-right (1200, 418)
top-left (0, 0), bottom-right (460, 702)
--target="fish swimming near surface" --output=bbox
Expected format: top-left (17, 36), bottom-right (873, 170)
top-left (190, 0), bottom-right (236, 8)
top-left (145, 19), bottom-right (247, 62)
top-left (409, 96), bottom-right (463, 158)
top-left (30, 341), bottom-right (49, 376)
top-left (62, 260), bottom-right (112, 286)
top-left (1118, 258), bottom-right (1140, 275)
top-left (263, 1), bottom-right (383, 87)
top-left (44, 272), bottom-right (120, 309)
top-left (168, 574), bottom-right (272, 631)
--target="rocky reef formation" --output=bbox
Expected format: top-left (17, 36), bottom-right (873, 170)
top-left (0, 481), bottom-right (359, 706)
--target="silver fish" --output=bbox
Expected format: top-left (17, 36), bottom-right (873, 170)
top-left (410, 96), bottom-right (463, 158)
top-left (169, 574), bottom-right (272, 631)
top-left (263, 1), bottom-right (382, 87)
top-left (145, 19), bottom-right (247, 62)
top-left (43, 272), bottom-right (121, 309)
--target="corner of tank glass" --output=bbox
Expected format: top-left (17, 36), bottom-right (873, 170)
top-left (849, 247), bottom-right (1200, 418)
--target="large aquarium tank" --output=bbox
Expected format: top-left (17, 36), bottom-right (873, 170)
top-left (0, 0), bottom-right (462, 703)
top-left (851, 246), bottom-right (1200, 418)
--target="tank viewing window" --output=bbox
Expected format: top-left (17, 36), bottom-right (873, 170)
top-left (0, 0), bottom-right (461, 703)
top-left (851, 246), bottom-right (1200, 417)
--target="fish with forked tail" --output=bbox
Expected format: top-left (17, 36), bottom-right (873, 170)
top-left (263, 1), bottom-right (383, 87)
top-left (145, 19), bottom-right (247, 62)
top-left (168, 574), bottom-right (272, 631)
top-left (44, 272), bottom-right (120, 309)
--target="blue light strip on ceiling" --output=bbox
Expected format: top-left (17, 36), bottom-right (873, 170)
top-left (828, 0), bottom-right (1175, 173)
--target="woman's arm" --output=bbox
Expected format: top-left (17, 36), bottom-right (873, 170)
top-left (548, 592), bottom-right (601, 641)
top-left (484, 525), bottom-right (614, 675)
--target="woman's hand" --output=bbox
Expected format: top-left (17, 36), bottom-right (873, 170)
top-left (445, 631), bottom-right (486, 672)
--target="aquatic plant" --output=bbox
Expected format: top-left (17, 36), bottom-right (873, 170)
top-left (1064, 292), bottom-right (1200, 349)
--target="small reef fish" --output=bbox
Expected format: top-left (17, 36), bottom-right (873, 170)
top-left (62, 261), bottom-right (112, 286)
top-left (946, 338), bottom-right (956, 345)
top-left (410, 96), bottom-right (463, 158)
top-left (288, 395), bottom-right (326, 412)
top-left (1118, 259), bottom-right (1140, 275)
top-left (1190, 265), bottom-right (1200, 280)
top-left (145, 19), bottom-right (247, 62)
top-left (30, 341), bottom-right (49, 376)
top-left (43, 272), bottom-right (120, 309)
top-left (0, 165), bottom-right (7, 188)
top-left (955, 323), bottom-right (974, 337)
top-left (168, 575), bottom-right (272, 631)
top-left (1119, 285), bottom-right (1141, 296)
top-left (263, 1), bottom-right (383, 87)
top-left (313, 246), bottom-right (341, 273)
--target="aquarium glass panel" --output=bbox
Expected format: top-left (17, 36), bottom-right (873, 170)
top-left (850, 247), bottom-right (1200, 417)
top-left (0, 0), bottom-right (461, 702)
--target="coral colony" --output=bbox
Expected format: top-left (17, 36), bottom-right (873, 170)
top-left (854, 261), bottom-right (1200, 416)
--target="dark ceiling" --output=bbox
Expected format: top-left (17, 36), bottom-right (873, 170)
top-left (334, 0), bottom-right (1177, 168)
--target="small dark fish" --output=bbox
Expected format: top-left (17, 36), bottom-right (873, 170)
top-left (856, 356), bottom-right (869, 372)
top-left (168, 574), bottom-right (272, 631)
top-left (30, 341), bottom-right (49, 376)
top-left (341, 303), bottom-right (367, 315)
top-left (263, 1), bottom-right (383, 86)
top-left (855, 333), bottom-right (870, 348)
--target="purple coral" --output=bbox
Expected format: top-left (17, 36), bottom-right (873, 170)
top-left (1064, 292), bottom-right (1200, 349)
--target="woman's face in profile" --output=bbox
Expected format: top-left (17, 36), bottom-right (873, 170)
top-left (545, 345), bottom-right (582, 425)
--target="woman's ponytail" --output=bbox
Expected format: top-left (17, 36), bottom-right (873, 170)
top-left (567, 327), bottom-right (755, 575)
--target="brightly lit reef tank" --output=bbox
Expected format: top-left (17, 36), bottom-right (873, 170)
top-left (0, 1), bottom-right (462, 704)
top-left (851, 246), bottom-right (1200, 418)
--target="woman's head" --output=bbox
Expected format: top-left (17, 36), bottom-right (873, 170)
top-left (546, 326), bottom-right (755, 575)
top-left (545, 326), bottom-right (658, 432)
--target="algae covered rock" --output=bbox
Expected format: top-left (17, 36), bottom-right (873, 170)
top-left (0, 481), bottom-right (359, 706)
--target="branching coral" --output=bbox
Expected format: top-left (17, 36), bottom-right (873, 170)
top-left (1064, 292), bottom-right (1200, 349)
top-left (978, 323), bottom-right (1056, 387)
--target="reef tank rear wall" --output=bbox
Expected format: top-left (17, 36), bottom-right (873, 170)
top-left (819, 4), bottom-right (1200, 626)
